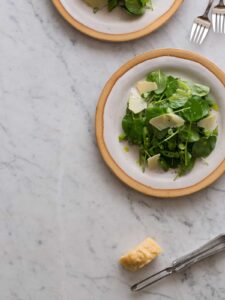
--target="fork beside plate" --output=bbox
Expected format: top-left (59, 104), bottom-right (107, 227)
top-left (190, 0), bottom-right (225, 45)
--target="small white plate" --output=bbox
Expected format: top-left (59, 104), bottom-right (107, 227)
top-left (52, 0), bottom-right (183, 41)
top-left (96, 49), bottom-right (225, 198)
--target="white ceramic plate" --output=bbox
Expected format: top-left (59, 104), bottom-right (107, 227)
top-left (52, 0), bottom-right (183, 41)
top-left (96, 49), bottom-right (225, 197)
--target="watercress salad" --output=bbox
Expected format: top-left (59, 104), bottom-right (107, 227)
top-left (119, 70), bottom-right (219, 177)
top-left (85, 0), bottom-right (153, 15)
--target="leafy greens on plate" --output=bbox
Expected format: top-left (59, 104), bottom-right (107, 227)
top-left (119, 70), bottom-right (219, 178)
top-left (84, 0), bottom-right (153, 15)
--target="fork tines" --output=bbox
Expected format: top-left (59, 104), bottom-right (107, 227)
top-left (190, 18), bottom-right (211, 45)
top-left (212, 7), bottom-right (225, 33)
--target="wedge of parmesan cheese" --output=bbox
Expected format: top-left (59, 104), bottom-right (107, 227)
top-left (148, 154), bottom-right (160, 170)
top-left (136, 81), bottom-right (158, 94)
top-left (128, 88), bottom-right (147, 114)
top-left (150, 113), bottom-right (185, 131)
top-left (119, 238), bottom-right (162, 272)
top-left (197, 114), bottom-right (217, 131)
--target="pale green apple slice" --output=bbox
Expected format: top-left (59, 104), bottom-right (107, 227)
top-left (136, 81), bottom-right (158, 94)
top-left (148, 154), bottom-right (161, 170)
top-left (128, 88), bottom-right (147, 114)
top-left (150, 113), bottom-right (185, 131)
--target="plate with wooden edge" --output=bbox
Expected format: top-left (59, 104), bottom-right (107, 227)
top-left (95, 49), bottom-right (225, 198)
top-left (52, 0), bottom-right (183, 42)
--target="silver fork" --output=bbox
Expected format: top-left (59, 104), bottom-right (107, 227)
top-left (131, 234), bottom-right (225, 292)
top-left (190, 0), bottom-right (214, 44)
top-left (212, 0), bottom-right (225, 33)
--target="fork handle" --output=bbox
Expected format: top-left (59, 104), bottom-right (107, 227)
top-left (203, 0), bottom-right (214, 18)
top-left (131, 268), bottom-right (173, 292)
top-left (172, 234), bottom-right (224, 268)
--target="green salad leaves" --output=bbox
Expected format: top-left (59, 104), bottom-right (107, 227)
top-left (85, 0), bottom-right (152, 15)
top-left (119, 70), bottom-right (218, 177)
top-left (110, 0), bottom-right (152, 15)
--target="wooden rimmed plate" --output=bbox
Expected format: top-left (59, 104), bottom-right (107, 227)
top-left (52, 0), bottom-right (183, 42)
top-left (96, 49), bottom-right (225, 198)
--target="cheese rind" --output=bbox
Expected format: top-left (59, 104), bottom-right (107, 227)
top-left (119, 238), bottom-right (162, 271)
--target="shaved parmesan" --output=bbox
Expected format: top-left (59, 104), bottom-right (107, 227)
top-left (150, 113), bottom-right (185, 131)
top-left (128, 88), bottom-right (147, 114)
top-left (197, 114), bottom-right (217, 131)
top-left (148, 154), bottom-right (161, 170)
top-left (136, 81), bottom-right (158, 94)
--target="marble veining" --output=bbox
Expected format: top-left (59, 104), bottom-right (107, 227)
top-left (0, 1), bottom-right (225, 299)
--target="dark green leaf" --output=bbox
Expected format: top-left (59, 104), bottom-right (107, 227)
top-left (182, 96), bottom-right (209, 122)
top-left (159, 157), bottom-right (170, 171)
top-left (169, 98), bottom-right (187, 109)
top-left (124, 0), bottom-right (145, 15)
top-left (147, 70), bottom-right (168, 94)
top-left (178, 156), bottom-right (195, 176)
top-left (146, 106), bottom-right (168, 121)
top-left (178, 124), bottom-right (200, 142)
top-left (160, 156), bottom-right (180, 169)
top-left (161, 150), bottom-right (180, 158)
top-left (165, 76), bottom-right (178, 97)
top-left (108, 0), bottom-right (119, 10)
top-left (192, 135), bottom-right (217, 158)
top-left (122, 113), bottom-right (145, 144)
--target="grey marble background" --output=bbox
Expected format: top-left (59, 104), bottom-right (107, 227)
top-left (0, 1), bottom-right (225, 300)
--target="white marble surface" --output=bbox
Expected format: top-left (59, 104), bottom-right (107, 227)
top-left (0, 1), bottom-right (225, 300)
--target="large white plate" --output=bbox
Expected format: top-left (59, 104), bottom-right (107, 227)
top-left (52, 0), bottom-right (183, 41)
top-left (96, 49), bottom-right (225, 197)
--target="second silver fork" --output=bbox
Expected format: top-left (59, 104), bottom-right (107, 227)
top-left (190, 0), bottom-right (214, 44)
top-left (212, 0), bottom-right (225, 33)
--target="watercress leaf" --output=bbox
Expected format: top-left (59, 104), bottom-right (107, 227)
top-left (182, 96), bottom-right (209, 122)
top-left (124, 0), bottom-right (145, 15)
top-left (160, 156), bottom-right (180, 169)
top-left (178, 156), bottom-right (195, 176)
top-left (169, 98), bottom-right (187, 109)
top-left (177, 80), bottom-right (191, 91)
top-left (178, 124), bottom-right (200, 142)
top-left (192, 83), bottom-right (210, 97)
top-left (108, 0), bottom-right (119, 10)
top-left (165, 76), bottom-right (178, 97)
top-left (192, 135), bottom-right (217, 158)
top-left (161, 150), bottom-right (180, 158)
top-left (147, 70), bottom-right (168, 94)
top-left (145, 106), bottom-right (168, 121)
top-left (159, 157), bottom-right (170, 171)
top-left (168, 80), bottom-right (191, 109)
top-left (122, 112), bottom-right (132, 134)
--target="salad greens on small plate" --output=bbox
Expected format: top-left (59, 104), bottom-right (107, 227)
top-left (119, 70), bottom-right (219, 178)
top-left (55, 0), bottom-right (182, 41)
top-left (84, 0), bottom-right (153, 15)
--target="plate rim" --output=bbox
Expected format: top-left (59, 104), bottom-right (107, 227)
top-left (51, 0), bottom-right (183, 42)
top-left (95, 49), bottom-right (225, 198)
